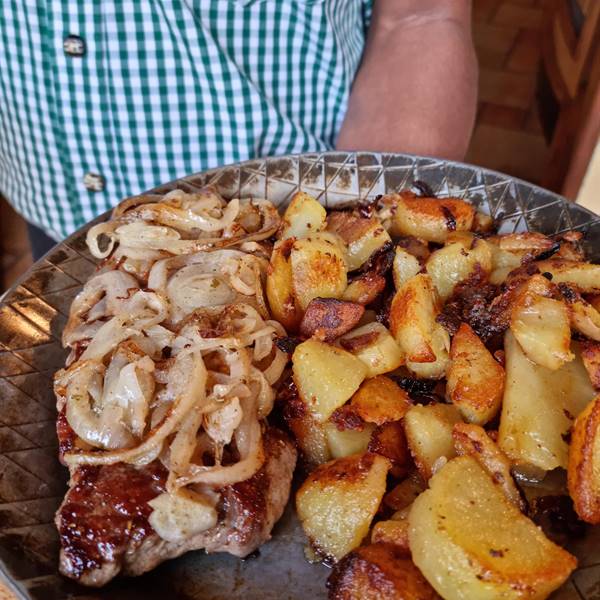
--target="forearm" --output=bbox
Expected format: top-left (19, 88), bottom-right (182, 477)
top-left (336, 3), bottom-right (478, 160)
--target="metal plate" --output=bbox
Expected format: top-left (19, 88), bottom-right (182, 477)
top-left (2, 152), bottom-right (600, 600)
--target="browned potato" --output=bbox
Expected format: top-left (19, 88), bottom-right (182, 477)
top-left (339, 323), bottom-right (405, 377)
top-left (404, 403), bottom-right (462, 480)
top-left (472, 211), bottom-right (494, 233)
top-left (384, 473), bottom-right (426, 511)
top-left (281, 191), bottom-right (326, 239)
top-left (392, 246), bottom-right (421, 290)
top-left (409, 456), bottom-right (577, 599)
top-left (564, 290), bottom-right (600, 341)
top-left (368, 420), bottom-right (412, 478)
top-left (389, 273), bottom-right (450, 379)
top-left (447, 323), bottom-right (504, 425)
top-left (342, 271), bottom-right (386, 305)
top-left (498, 331), bottom-right (595, 472)
top-left (536, 259), bottom-right (600, 293)
top-left (296, 452), bottom-right (390, 562)
top-left (299, 297), bottom-right (364, 342)
top-left (581, 340), bottom-right (600, 389)
top-left (510, 293), bottom-right (573, 371)
top-left (386, 193), bottom-right (475, 243)
top-left (568, 395), bottom-right (600, 523)
top-left (293, 338), bottom-right (367, 423)
top-left (453, 422), bottom-right (525, 511)
top-left (325, 422), bottom-right (375, 459)
top-left (290, 233), bottom-right (347, 311)
top-left (370, 520), bottom-right (411, 554)
top-left (490, 232), bottom-right (556, 253)
top-left (327, 543), bottom-right (439, 600)
top-left (266, 238), bottom-right (302, 331)
top-left (349, 375), bottom-right (411, 425)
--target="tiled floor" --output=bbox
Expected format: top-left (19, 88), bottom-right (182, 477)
top-left (0, 0), bottom-right (551, 291)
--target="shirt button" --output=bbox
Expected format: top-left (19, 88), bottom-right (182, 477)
top-left (63, 35), bottom-right (86, 57)
top-left (83, 172), bottom-right (105, 192)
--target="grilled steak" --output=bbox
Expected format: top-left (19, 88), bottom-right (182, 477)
top-left (56, 427), bottom-right (297, 587)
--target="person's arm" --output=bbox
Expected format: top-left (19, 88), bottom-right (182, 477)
top-left (336, 0), bottom-right (477, 160)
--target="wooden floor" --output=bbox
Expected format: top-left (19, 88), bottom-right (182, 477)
top-left (0, 0), bottom-right (551, 292)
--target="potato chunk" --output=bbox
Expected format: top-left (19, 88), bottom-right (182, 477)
top-left (568, 395), bottom-right (600, 523)
top-left (296, 452), bottom-right (390, 562)
top-left (581, 340), bottom-right (600, 389)
top-left (387, 193), bottom-right (475, 243)
top-left (342, 271), bottom-right (386, 305)
top-left (325, 422), bottom-right (374, 459)
top-left (370, 520), bottom-right (411, 554)
top-left (409, 456), bottom-right (577, 600)
top-left (339, 323), bottom-right (405, 377)
top-left (536, 259), bottom-right (600, 293)
top-left (368, 421), bottom-right (412, 478)
top-left (327, 543), bottom-right (438, 600)
top-left (290, 233), bottom-right (347, 311)
top-left (384, 473), bottom-right (426, 511)
top-left (498, 331), bottom-right (595, 471)
top-left (510, 294), bottom-right (573, 370)
top-left (404, 403), bottom-right (462, 480)
top-left (349, 375), bottom-right (411, 425)
top-left (392, 246), bottom-right (421, 290)
top-left (266, 238), bottom-right (302, 331)
top-left (293, 339), bottom-right (367, 423)
top-left (389, 274), bottom-right (450, 379)
top-left (299, 297), bottom-right (364, 342)
top-left (426, 235), bottom-right (492, 301)
top-left (281, 191), bottom-right (326, 239)
top-left (447, 323), bottom-right (504, 425)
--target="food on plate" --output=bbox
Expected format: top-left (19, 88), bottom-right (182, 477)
top-left (57, 184), bottom-right (600, 597)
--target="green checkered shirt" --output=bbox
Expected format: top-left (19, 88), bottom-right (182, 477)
top-left (0, 1), bottom-right (372, 239)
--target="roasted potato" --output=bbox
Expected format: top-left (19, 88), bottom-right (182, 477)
top-left (453, 422), bottom-right (525, 511)
top-left (392, 246), bottom-right (421, 290)
top-left (580, 340), bottom-right (600, 389)
top-left (370, 519), bottom-right (411, 554)
top-left (293, 338), bottom-right (367, 423)
top-left (281, 191), bottom-right (327, 239)
top-left (536, 259), bottom-right (600, 293)
top-left (290, 233), bottom-right (348, 311)
top-left (564, 290), bottom-right (600, 341)
top-left (384, 473), bottom-right (426, 511)
top-left (266, 238), bottom-right (302, 330)
top-left (296, 452), bottom-right (390, 562)
top-left (568, 395), bottom-right (600, 523)
top-left (404, 403), bottom-right (462, 480)
top-left (325, 422), bottom-right (374, 459)
top-left (409, 456), bottom-right (577, 600)
top-left (425, 234), bottom-right (492, 301)
top-left (510, 293), bottom-right (573, 370)
top-left (368, 421), bottom-right (412, 478)
top-left (447, 323), bottom-right (504, 425)
top-left (327, 543), bottom-right (438, 600)
top-left (349, 375), bottom-right (411, 425)
top-left (339, 323), bottom-right (405, 377)
top-left (498, 331), bottom-right (595, 471)
top-left (386, 193), bottom-right (476, 243)
top-left (299, 297), bottom-right (364, 342)
top-left (389, 274), bottom-right (450, 379)
top-left (342, 271), bottom-right (386, 305)
top-left (327, 211), bottom-right (391, 271)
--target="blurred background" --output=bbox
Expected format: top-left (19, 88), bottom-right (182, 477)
top-left (1, 0), bottom-right (599, 292)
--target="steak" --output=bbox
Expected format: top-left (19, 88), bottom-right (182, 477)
top-left (56, 427), bottom-right (297, 587)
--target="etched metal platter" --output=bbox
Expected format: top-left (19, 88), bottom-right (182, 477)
top-left (2, 152), bottom-right (600, 600)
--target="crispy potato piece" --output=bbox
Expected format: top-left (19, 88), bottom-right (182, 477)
top-left (472, 211), bottom-right (494, 233)
top-left (349, 376), bottom-right (411, 425)
top-left (325, 422), bottom-right (375, 459)
top-left (368, 421), bottom-right (412, 478)
top-left (392, 247), bottom-right (421, 290)
top-left (568, 395), bottom-right (600, 523)
top-left (266, 238), bottom-right (302, 331)
top-left (498, 331), bottom-right (595, 471)
top-left (491, 232), bottom-right (556, 253)
top-left (426, 235), bottom-right (492, 301)
top-left (327, 212), bottom-right (392, 271)
top-left (389, 274), bottom-right (450, 379)
top-left (447, 323), bottom-right (505, 425)
top-left (536, 259), bottom-right (600, 293)
top-left (293, 338), bottom-right (367, 423)
top-left (386, 193), bottom-right (475, 243)
top-left (396, 237), bottom-right (430, 262)
top-left (384, 473), bottom-right (426, 511)
top-left (340, 323), bottom-right (405, 377)
top-left (290, 233), bottom-right (348, 311)
top-left (409, 456), bottom-right (577, 600)
top-left (581, 340), bottom-right (600, 389)
top-left (296, 452), bottom-right (390, 562)
top-left (299, 297), bottom-right (364, 342)
top-left (510, 293), bottom-right (574, 370)
top-left (281, 191), bottom-right (326, 239)
top-left (563, 289), bottom-right (600, 341)
top-left (342, 271), bottom-right (386, 305)
top-left (453, 422), bottom-right (525, 511)
top-left (327, 543), bottom-right (438, 600)
top-left (404, 403), bottom-right (462, 480)
top-left (370, 520), bottom-right (411, 554)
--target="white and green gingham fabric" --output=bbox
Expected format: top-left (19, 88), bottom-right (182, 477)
top-left (0, 1), bottom-right (372, 239)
